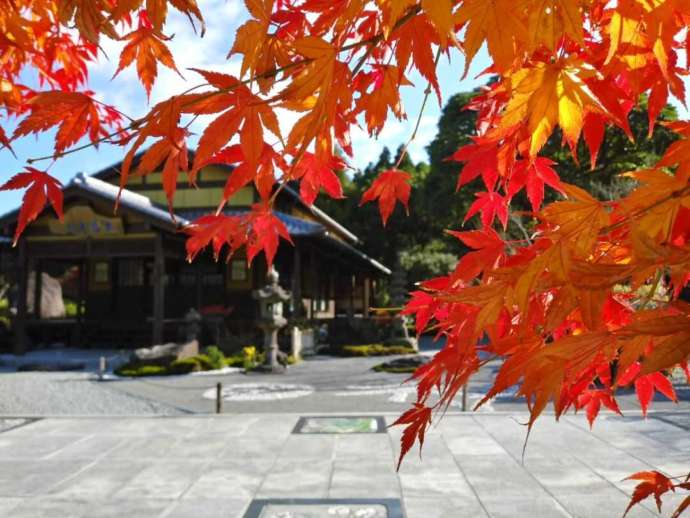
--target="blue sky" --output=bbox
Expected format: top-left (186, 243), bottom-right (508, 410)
top-left (0, 1), bottom-right (687, 213)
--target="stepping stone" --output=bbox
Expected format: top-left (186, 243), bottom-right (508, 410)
top-left (293, 416), bottom-right (386, 434)
top-left (244, 499), bottom-right (402, 518)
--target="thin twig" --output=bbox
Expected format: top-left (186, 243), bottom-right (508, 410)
top-left (394, 46), bottom-right (442, 169)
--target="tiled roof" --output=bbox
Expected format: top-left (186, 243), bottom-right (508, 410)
top-left (72, 173), bottom-right (187, 228)
top-left (177, 209), bottom-right (325, 237)
top-left (0, 173), bottom-right (390, 275)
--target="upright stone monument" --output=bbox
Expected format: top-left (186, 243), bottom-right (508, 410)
top-left (253, 267), bottom-right (291, 373)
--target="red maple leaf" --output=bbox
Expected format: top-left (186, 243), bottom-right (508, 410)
top-left (247, 205), bottom-right (293, 267)
top-left (0, 168), bottom-right (63, 244)
top-left (464, 190), bottom-right (508, 228)
top-left (618, 362), bottom-right (677, 416)
top-left (392, 403), bottom-right (433, 470)
top-left (360, 169), bottom-right (412, 226)
top-left (625, 471), bottom-right (675, 515)
top-left (451, 139), bottom-right (500, 191)
top-left (446, 228), bottom-right (505, 281)
top-left (184, 213), bottom-right (247, 262)
top-left (507, 157), bottom-right (563, 212)
top-left (292, 151), bottom-right (345, 205)
top-left (576, 389), bottom-right (622, 428)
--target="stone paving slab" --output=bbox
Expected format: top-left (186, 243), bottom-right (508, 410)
top-left (0, 412), bottom-right (686, 517)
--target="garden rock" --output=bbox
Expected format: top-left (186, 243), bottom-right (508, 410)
top-left (130, 339), bottom-right (199, 365)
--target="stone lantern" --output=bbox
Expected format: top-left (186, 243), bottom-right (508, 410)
top-left (252, 267), bottom-right (291, 373)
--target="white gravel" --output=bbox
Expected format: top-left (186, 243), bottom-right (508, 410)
top-left (0, 372), bottom-right (181, 416)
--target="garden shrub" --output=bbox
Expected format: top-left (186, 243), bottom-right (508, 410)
top-left (205, 345), bottom-right (225, 370)
top-left (114, 364), bottom-right (168, 377)
top-left (168, 357), bottom-right (203, 374)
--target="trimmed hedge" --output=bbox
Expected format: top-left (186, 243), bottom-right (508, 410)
top-left (114, 347), bottom-right (299, 377)
top-left (115, 353), bottom-right (221, 377)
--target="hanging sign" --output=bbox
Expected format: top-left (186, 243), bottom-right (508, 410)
top-left (48, 206), bottom-right (124, 236)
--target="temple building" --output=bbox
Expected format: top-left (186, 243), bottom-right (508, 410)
top-left (0, 153), bottom-right (390, 354)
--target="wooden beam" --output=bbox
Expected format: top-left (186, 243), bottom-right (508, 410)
top-left (152, 235), bottom-right (165, 344)
top-left (14, 240), bottom-right (28, 355)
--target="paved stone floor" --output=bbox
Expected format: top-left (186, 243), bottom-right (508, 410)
top-left (0, 411), bottom-right (688, 517)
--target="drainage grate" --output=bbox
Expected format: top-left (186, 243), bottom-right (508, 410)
top-left (292, 416), bottom-right (387, 434)
top-left (243, 498), bottom-right (403, 518)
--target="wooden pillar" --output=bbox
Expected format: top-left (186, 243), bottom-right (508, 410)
top-left (309, 245), bottom-right (317, 319)
top-left (363, 276), bottom-right (370, 318)
top-left (347, 274), bottom-right (355, 319)
top-left (291, 245), bottom-right (302, 317)
top-left (14, 240), bottom-right (28, 355)
top-left (152, 236), bottom-right (165, 344)
top-left (75, 260), bottom-right (87, 347)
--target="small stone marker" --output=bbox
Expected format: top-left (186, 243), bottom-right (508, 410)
top-left (293, 416), bottom-right (386, 434)
top-left (243, 499), bottom-right (402, 518)
top-left (216, 382), bottom-right (222, 414)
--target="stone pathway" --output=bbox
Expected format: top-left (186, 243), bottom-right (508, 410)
top-left (0, 411), bottom-right (687, 517)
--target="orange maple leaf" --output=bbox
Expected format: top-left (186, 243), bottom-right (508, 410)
top-left (500, 58), bottom-right (608, 156)
top-left (360, 169), bottom-right (412, 226)
top-left (454, 0), bottom-right (528, 75)
top-left (356, 65), bottom-right (411, 135)
top-left (13, 91), bottom-right (102, 154)
top-left (114, 23), bottom-right (182, 97)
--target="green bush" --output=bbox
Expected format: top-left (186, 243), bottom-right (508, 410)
top-left (114, 364), bottom-right (168, 377)
top-left (225, 355), bottom-right (244, 368)
top-left (194, 354), bottom-right (214, 370)
top-left (330, 344), bottom-right (416, 357)
top-left (205, 346), bottom-right (225, 370)
top-left (168, 357), bottom-right (203, 374)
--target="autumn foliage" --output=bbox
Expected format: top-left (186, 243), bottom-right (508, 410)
top-left (2, 0), bottom-right (690, 514)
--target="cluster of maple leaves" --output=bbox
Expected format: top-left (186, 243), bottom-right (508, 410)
top-left (1, 0), bottom-right (690, 514)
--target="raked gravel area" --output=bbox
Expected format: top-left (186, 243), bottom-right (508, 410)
top-left (0, 372), bottom-right (182, 416)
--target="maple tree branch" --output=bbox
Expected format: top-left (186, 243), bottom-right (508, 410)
top-left (601, 183), bottom-right (690, 235)
top-left (26, 126), bottom-right (132, 164)
top-left (92, 98), bottom-right (136, 123)
top-left (638, 270), bottom-right (664, 311)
